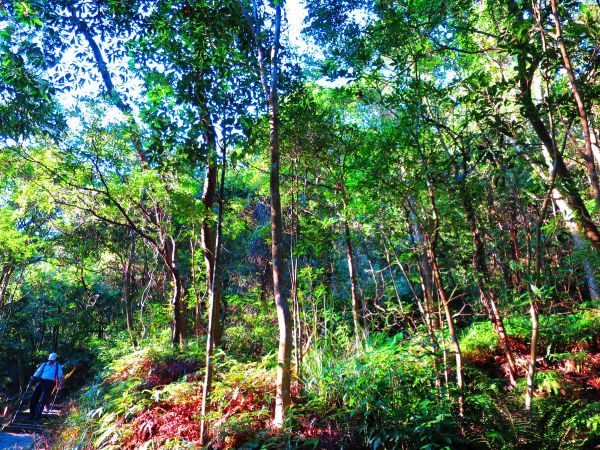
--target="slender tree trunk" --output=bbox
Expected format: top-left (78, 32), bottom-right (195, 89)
top-left (407, 198), bottom-right (437, 329)
top-left (437, 297), bottom-right (451, 399)
top-left (289, 163), bottom-right (303, 390)
top-left (415, 257), bottom-right (437, 332)
top-left (549, 0), bottom-right (600, 210)
top-left (171, 271), bottom-right (185, 348)
top-left (459, 180), bottom-right (517, 385)
top-left (508, 2), bottom-right (600, 251)
top-left (343, 212), bottom-right (363, 350)
top-left (381, 236), bottom-right (421, 331)
top-left (123, 238), bottom-right (137, 348)
top-left (404, 208), bottom-right (443, 395)
top-left (200, 104), bottom-right (223, 346)
top-left (200, 148), bottom-right (226, 446)
top-left (267, 3), bottom-right (292, 427)
top-left (525, 301), bottom-right (539, 411)
top-left (0, 265), bottom-right (14, 311)
top-left (242, 0), bottom-right (291, 424)
top-left (407, 214), bottom-right (438, 336)
top-left (340, 179), bottom-right (364, 344)
top-left (52, 323), bottom-right (59, 353)
top-left (291, 268), bottom-right (301, 384)
top-left (190, 238), bottom-right (204, 338)
top-left (426, 180), bottom-right (464, 416)
top-left (17, 349), bottom-right (24, 393)
top-left (505, 172), bottom-right (526, 291)
top-left (163, 237), bottom-right (185, 348)
top-left (361, 242), bottom-right (381, 310)
top-left (590, 126), bottom-right (600, 170)
top-left (381, 239), bottom-right (408, 313)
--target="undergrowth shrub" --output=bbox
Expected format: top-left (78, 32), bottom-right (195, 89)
top-left (303, 331), bottom-right (464, 449)
top-left (56, 341), bottom-right (204, 450)
top-left (206, 355), bottom-right (276, 447)
top-left (223, 292), bottom-right (278, 359)
top-left (531, 398), bottom-right (600, 449)
top-left (56, 316), bottom-right (600, 450)
top-left (460, 311), bottom-right (600, 360)
top-left (462, 367), bottom-right (537, 449)
top-left (460, 322), bottom-right (499, 358)
top-left (505, 311), bottom-right (600, 351)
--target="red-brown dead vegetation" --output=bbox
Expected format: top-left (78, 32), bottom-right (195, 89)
top-left (122, 397), bottom-right (203, 449)
top-left (120, 365), bottom-right (288, 450)
top-left (506, 336), bottom-right (529, 354)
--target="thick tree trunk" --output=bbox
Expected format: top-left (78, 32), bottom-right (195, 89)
top-left (551, 188), bottom-right (600, 302)
top-left (520, 78), bottom-right (600, 249)
top-left (535, 147), bottom-right (600, 302)
top-left (578, 240), bottom-right (600, 303)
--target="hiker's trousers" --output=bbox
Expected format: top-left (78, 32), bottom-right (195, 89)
top-left (29, 379), bottom-right (54, 419)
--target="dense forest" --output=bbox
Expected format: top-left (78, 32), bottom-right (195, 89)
top-left (1, 0), bottom-right (600, 448)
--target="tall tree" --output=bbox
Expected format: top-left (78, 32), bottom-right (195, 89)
top-left (241, 0), bottom-right (292, 425)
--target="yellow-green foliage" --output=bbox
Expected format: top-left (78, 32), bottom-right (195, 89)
top-left (460, 321), bottom-right (499, 357)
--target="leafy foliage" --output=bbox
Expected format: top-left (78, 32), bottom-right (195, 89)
top-left (2, 0), bottom-right (600, 448)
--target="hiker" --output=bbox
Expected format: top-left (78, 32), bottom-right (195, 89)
top-left (28, 352), bottom-right (63, 420)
